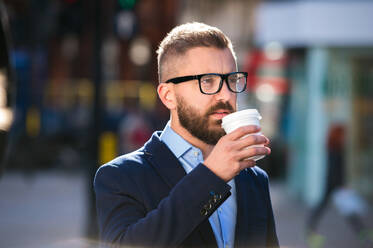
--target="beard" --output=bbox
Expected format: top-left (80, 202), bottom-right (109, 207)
top-left (176, 95), bottom-right (235, 145)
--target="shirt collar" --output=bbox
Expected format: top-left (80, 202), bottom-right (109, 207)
top-left (160, 121), bottom-right (194, 158)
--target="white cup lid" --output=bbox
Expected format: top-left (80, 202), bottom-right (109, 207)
top-left (222, 109), bottom-right (261, 126)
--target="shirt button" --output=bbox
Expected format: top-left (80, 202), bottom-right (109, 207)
top-left (194, 151), bottom-right (198, 156)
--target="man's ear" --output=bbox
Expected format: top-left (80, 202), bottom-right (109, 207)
top-left (157, 83), bottom-right (176, 110)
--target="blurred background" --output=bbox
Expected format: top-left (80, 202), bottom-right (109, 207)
top-left (0, 0), bottom-right (372, 247)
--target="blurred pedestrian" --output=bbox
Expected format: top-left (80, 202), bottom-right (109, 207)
top-left (94, 22), bottom-right (278, 248)
top-left (306, 124), bottom-right (346, 233)
top-left (306, 123), bottom-right (373, 247)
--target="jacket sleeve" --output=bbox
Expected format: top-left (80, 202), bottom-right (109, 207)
top-left (94, 162), bottom-right (231, 247)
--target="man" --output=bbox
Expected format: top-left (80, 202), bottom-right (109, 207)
top-left (94, 22), bottom-right (279, 248)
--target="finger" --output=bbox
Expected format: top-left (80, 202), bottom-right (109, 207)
top-left (237, 146), bottom-right (271, 161)
top-left (265, 146), bottom-right (271, 154)
top-left (234, 134), bottom-right (269, 150)
top-left (227, 125), bottom-right (261, 141)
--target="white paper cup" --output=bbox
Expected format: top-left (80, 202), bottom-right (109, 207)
top-left (221, 109), bottom-right (265, 161)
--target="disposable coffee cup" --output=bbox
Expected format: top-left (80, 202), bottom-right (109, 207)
top-left (221, 109), bottom-right (265, 161)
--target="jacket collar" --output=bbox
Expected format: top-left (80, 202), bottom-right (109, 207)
top-left (143, 131), bottom-right (187, 189)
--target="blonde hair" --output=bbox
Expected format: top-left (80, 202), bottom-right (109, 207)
top-left (156, 22), bottom-right (236, 83)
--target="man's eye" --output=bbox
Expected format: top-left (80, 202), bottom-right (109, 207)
top-left (202, 78), bottom-right (214, 84)
top-left (230, 75), bottom-right (240, 81)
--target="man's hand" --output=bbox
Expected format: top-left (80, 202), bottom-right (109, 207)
top-left (204, 125), bottom-right (270, 182)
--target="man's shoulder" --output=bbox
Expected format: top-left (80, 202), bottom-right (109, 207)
top-left (93, 148), bottom-right (155, 191)
top-left (246, 166), bottom-right (269, 182)
top-left (96, 131), bottom-right (164, 174)
top-left (97, 149), bottom-right (149, 175)
top-left (250, 166), bottom-right (269, 178)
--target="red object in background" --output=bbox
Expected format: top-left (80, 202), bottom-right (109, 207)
top-left (244, 49), bottom-right (289, 95)
top-left (328, 124), bottom-right (345, 151)
top-left (130, 125), bottom-right (152, 147)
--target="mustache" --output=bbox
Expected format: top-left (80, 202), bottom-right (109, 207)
top-left (206, 101), bottom-right (235, 115)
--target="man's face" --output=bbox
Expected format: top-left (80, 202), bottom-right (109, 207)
top-left (176, 94), bottom-right (234, 145)
top-left (169, 47), bottom-right (238, 145)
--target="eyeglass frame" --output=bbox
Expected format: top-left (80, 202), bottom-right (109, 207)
top-left (164, 72), bottom-right (248, 95)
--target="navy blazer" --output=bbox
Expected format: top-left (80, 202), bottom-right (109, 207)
top-left (94, 131), bottom-right (279, 247)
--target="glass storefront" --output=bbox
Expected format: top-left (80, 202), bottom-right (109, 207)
top-left (287, 47), bottom-right (373, 206)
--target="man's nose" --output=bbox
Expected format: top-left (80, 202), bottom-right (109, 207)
top-left (215, 80), bottom-right (234, 101)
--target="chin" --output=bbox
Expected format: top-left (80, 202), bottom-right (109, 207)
top-left (208, 123), bottom-right (224, 133)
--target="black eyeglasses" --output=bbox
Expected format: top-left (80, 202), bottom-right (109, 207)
top-left (164, 72), bottom-right (248, 95)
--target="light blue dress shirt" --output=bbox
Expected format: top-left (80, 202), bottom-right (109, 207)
top-left (160, 122), bottom-right (237, 248)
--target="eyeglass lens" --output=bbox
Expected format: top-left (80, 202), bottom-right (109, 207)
top-left (200, 73), bottom-right (246, 94)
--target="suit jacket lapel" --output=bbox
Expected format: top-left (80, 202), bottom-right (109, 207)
top-left (143, 132), bottom-right (186, 188)
top-left (234, 170), bottom-right (252, 247)
top-left (143, 132), bottom-right (217, 247)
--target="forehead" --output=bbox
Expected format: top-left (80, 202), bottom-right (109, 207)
top-left (167, 47), bottom-right (236, 78)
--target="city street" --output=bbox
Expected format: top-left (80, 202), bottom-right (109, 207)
top-left (0, 171), bottom-right (94, 248)
top-left (0, 170), bottom-right (371, 248)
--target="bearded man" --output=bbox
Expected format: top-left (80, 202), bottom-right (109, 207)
top-left (94, 22), bottom-right (279, 248)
